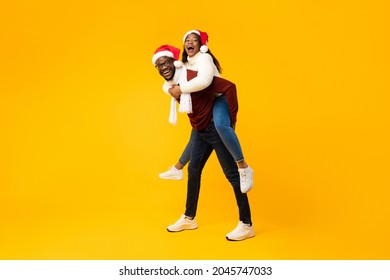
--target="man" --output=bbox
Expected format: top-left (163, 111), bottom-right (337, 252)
top-left (152, 45), bottom-right (254, 241)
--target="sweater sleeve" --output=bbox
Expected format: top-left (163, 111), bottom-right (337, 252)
top-left (162, 82), bottom-right (170, 94)
top-left (180, 53), bottom-right (215, 94)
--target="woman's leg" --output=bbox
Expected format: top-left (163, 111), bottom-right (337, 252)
top-left (213, 95), bottom-right (254, 193)
top-left (178, 128), bottom-right (196, 167)
top-left (213, 96), bottom-right (245, 163)
top-left (159, 129), bottom-right (196, 180)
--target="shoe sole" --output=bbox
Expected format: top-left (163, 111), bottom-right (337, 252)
top-left (167, 226), bottom-right (198, 232)
top-left (241, 185), bottom-right (253, 193)
top-left (159, 176), bottom-right (183, 180)
top-left (226, 234), bottom-right (255, 241)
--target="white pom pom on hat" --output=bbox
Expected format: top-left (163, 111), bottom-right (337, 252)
top-left (200, 45), bottom-right (208, 53)
top-left (183, 29), bottom-right (209, 53)
top-left (174, 60), bottom-right (183, 68)
top-left (152, 44), bottom-right (183, 67)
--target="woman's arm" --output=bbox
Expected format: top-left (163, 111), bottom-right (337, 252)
top-left (162, 82), bottom-right (171, 94)
top-left (173, 53), bottom-right (216, 95)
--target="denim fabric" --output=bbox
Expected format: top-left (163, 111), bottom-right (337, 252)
top-left (184, 122), bottom-right (251, 224)
top-left (178, 95), bottom-right (245, 165)
top-left (178, 129), bottom-right (197, 166)
top-left (213, 95), bottom-right (244, 162)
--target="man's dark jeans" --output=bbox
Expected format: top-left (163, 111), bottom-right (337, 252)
top-left (185, 122), bottom-right (252, 224)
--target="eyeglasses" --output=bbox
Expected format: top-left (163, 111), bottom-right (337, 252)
top-left (155, 61), bottom-right (171, 70)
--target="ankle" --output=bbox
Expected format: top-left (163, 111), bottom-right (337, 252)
top-left (174, 163), bottom-right (184, 170)
top-left (237, 160), bottom-right (248, 169)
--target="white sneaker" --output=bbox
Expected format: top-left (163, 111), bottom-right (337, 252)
top-left (226, 221), bottom-right (255, 241)
top-left (167, 215), bottom-right (198, 232)
top-left (159, 166), bottom-right (183, 180)
top-left (239, 166), bottom-right (254, 193)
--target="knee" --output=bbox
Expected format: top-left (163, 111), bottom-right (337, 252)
top-left (188, 164), bottom-right (201, 177)
top-left (225, 169), bottom-right (240, 183)
top-left (214, 121), bottom-right (229, 133)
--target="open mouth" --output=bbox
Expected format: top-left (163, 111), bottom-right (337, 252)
top-left (187, 46), bottom-right (194, 51)
top-left (161, 68), bottom-right (172, 78)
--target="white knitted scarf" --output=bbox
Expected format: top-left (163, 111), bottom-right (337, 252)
top-left (162, 66), bottom-right (192, 125)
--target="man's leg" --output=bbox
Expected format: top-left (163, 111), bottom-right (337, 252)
top-left (185, 131), bottom-right (213, 218)
top-left (203, 122), bottom-right (254, 241)
top-left (167, 130), bottom-right (213, 232)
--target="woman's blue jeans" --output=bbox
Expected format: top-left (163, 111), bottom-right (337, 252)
top-left (178, 95), bottom-right (244, 165)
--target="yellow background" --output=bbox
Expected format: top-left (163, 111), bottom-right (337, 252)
top-left (1, 0), bottom-right (389, 259)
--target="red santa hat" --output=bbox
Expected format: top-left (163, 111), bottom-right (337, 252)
top-left (183, 29), bottom-right (209, 53)
top-left (152, 44), bottom-right (183, 68)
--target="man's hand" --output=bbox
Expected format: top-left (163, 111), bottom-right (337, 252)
top-left (168, 85), bottom-right (182, 99)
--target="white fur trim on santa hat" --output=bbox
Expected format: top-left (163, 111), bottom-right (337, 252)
top-left (152, 50), bottom-right (174, 65)
top-left (183, 30), bottom-right (200, 42)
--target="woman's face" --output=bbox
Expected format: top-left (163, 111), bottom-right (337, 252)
top-left (184, 33), bottom-right (201, 57)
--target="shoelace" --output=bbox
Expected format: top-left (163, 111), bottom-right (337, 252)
top-left (239, 169), bottom-right (248, 178)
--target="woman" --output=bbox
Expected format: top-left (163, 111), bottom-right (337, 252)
top-left (160, 29), bottom-right (254, 193)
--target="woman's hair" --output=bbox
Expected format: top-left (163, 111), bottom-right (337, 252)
top-left (181, 33), bottom-right (222, 73)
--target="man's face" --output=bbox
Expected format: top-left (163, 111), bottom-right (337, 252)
top-left (155, 56), bottom-right (175, 81)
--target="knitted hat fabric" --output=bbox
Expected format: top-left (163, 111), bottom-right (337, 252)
top-left (183, 29), bottom-right (209, 53)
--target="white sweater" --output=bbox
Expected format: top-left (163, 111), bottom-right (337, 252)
top-left (180, 52), bottom-right (220, 94)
